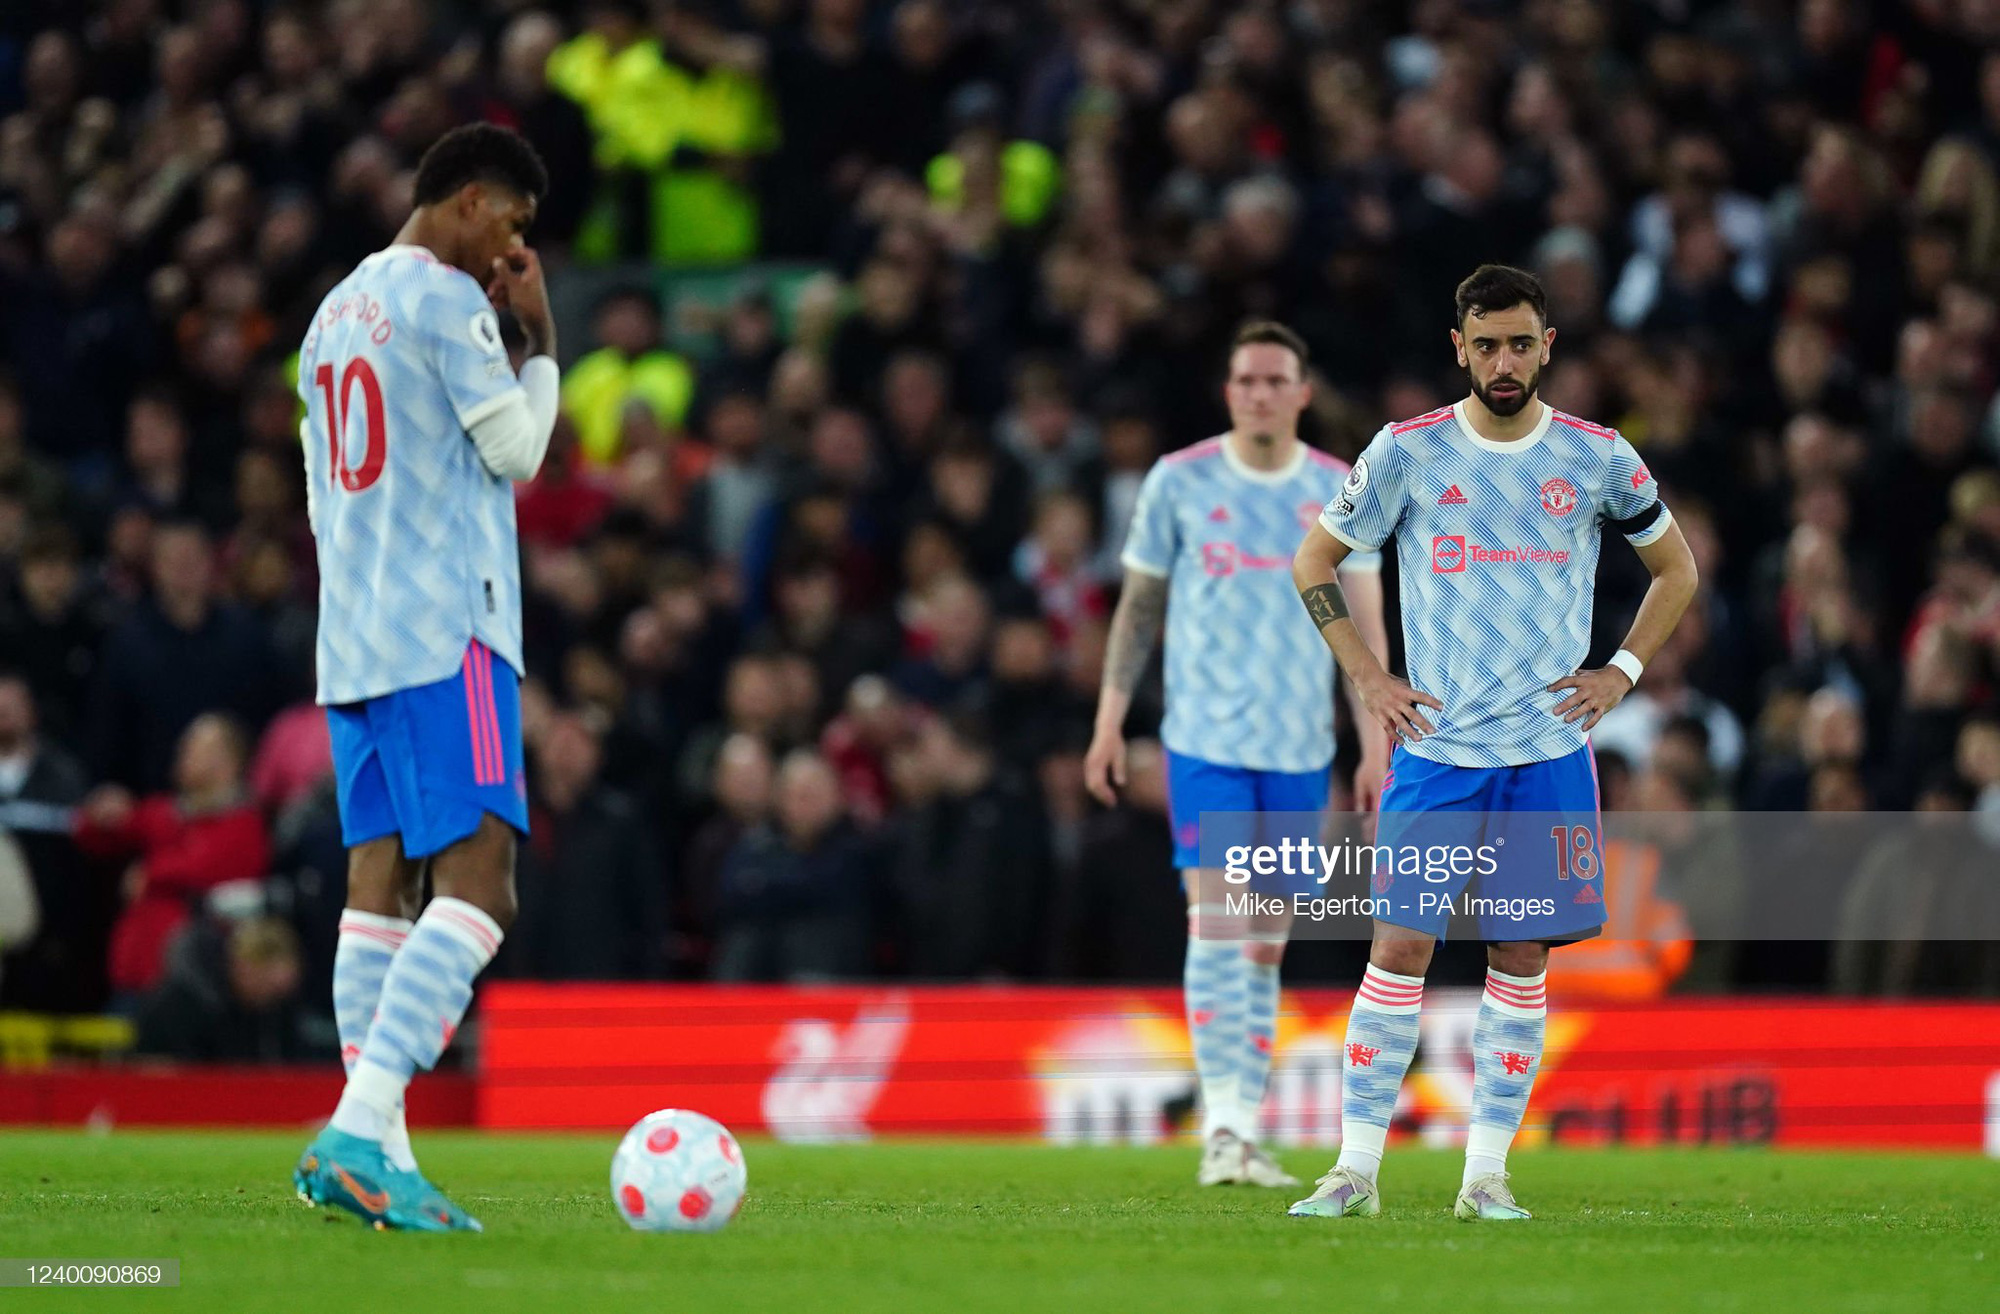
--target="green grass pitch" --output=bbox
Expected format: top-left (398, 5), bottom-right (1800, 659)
top-left (0, 1132), bottom-right (1993, 1312)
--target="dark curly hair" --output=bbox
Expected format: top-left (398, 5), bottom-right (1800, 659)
top-left (412, 123), bottom-right (548, 208)
top-left (1454, 264), bottom-right (1548, 330)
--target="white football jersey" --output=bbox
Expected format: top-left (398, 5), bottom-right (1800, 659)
top-left (1319, 401), bottom-right (1672, 768)
top-left (1121, 436), bottom-right (1380, 773)
top-left (299, 245), bottom-right (526, 705)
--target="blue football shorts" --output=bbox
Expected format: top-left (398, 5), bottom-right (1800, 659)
top-left (1368, 741), bottom-right (1605, 942)
top-left (1165, 750), bottom-right (1331, 872)
top-left (328, 640), bottom-right (530, 859)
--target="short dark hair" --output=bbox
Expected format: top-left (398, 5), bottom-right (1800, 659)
top-left (1231, 320), bottom-right (1309, 372)
top-left (413, 123), bottom-right (548, 208)
top-left (1454, 264), bottom-right (1548, 330)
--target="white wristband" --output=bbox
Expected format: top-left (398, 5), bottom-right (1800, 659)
top-left (1606, 649), bottom-right (1644, 687)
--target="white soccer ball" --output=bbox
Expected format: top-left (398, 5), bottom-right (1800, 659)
top-left (610, 1109), bottom-right (748, 1233)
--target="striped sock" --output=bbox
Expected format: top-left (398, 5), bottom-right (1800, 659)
top-left (1465, 968), bottom-right (1547, 1188)
top-left (1334, 964), bottom-right (1424, 1181)
top-left (330, 898), bottom-right (502, 1145)
top-left (333, 911), bottom-right (419, 1170)
top-left (1237, 957), bottom-right (1280, 1141)
top-left (1184, 929), bottom-right (1248, 1137)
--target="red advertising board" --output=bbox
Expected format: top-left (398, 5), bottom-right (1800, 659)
top-left (0, 1067), bottom-right (474, 1128)
top-left (479, 985), bottom-right (2000, 1152)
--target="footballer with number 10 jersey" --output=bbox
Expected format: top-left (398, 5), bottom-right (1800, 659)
top-left (292, 125), bottom-right (560, 1235)
top-left (299, 243), bottom-right (536, 854)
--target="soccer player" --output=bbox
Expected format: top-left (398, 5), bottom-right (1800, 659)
top-left (290, 124), bottom-right (560, 1231)
top-left (1086, 322), bottom-right (1389, 1187)
top-left (1286, 265), bottom-right (1698, 1221)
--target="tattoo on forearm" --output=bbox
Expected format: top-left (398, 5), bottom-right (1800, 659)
top-left (1300, 581), bottom-right (1350, 630)
top-left (1103, 575), bottom-right (1169, 696)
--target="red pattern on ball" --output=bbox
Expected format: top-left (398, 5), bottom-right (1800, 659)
top-left (678, 1186), bottom-right (713, 1219)
top-left (646, 1126), bottom-right (680, 1154)
top-left (620, 1184), bottom-right (647, 1216)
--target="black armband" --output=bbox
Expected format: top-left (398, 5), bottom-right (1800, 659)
top-left (1610, 500), bottom-right (1667, 540)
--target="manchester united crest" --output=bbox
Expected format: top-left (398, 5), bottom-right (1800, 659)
top-left (1540, 477), bottom-right (1578, 516)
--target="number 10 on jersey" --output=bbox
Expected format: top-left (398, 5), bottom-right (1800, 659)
top-left (314, 358), bottom-right (387, 492)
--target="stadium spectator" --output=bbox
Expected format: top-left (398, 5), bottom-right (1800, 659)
top-left (887, 710), bottom-right (1049, 980)
top-left (76, 712), bottom-right (270, 998)
top-left (677, 730), bottom-right (774, 975)
top-left (560, 287), bottom-right (696, 468)
top-left (1832, 775), bottom-right (2000, 996)
top-left (134, 915), bottom-right (332, 1062)
top-left (0, 674), bottom-right (96, 1011)
top-left (0, 525), bottom-right (109, 743)
top-left (0, 833), bottom-right (37, 1002)
top-left (1052, 737), bottom-right (1181, 981)
top-left (508, 711), bottom-right (666, 980)
top-left (712, 747), bottom-right (871, 981)
top-left (483, 10), bottom-right (597, 253)
top-left (87, 519), bottom-right (280, 790)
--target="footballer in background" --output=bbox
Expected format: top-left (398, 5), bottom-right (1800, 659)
top-left (291, 124), bottom-right (561, 1231)
top-left (1086, 321), bottom-right (1390, 1187)
top-left (1289, 264), bottom-right (1698, 1221)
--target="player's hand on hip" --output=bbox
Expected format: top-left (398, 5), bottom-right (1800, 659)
top-left (1548, 666), bottom-right (1633, 731)
top-left (1083, 729), bottom-right (1127, 807)
top-left (1358, 670), bottom-right (1442, 747)
top-left (488, 247), bottom-right (555, 356)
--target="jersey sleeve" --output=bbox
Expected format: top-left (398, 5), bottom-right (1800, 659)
top-left (1336, 546), bottom-right (1382, 573)
top-left (1119, 461), bottom-right (1178, 578)
top-left (420, 271), bottom-right (524, 432)
top-left (1317, 426), bottom-right (1406, 552)
top-left (1600, 433), bottom-right (1673, 546)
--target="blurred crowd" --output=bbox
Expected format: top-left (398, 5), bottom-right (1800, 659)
top-left (5, 0), bottom-right (2000, 1050)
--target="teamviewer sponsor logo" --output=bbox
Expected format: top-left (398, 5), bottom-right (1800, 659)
top-left (1434, 535), bottom-right (1569, 572)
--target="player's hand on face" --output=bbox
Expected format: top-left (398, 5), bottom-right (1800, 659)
top-left (1083, 729), bottom-right (1127, 807)
top-left (1357, 670), bottom-right (1442, 747)
top-left (488, 246), bottom-right (554, 353)
top-left (1548, 666), bottom-right (1633, 731)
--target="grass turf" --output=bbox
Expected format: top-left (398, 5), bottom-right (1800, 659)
top-left (0, 1133), bottom-right (1993, 1312)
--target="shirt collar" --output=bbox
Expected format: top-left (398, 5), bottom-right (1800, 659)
top-left (1451, 398), bottom-right (1552, 454)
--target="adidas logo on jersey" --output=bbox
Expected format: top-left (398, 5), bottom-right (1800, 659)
top-left (1438, 485), bottom-right (1468, 505)
top-left (1573, 882), bottom-right (1602, 905)
top-left (1208, 506), bottom-right (1230, 522)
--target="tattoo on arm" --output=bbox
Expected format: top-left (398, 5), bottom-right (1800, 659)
top-left (1300, 581), bottom-right (1350, 630)
top-left (1102, 574), bottom-right (1169, 696)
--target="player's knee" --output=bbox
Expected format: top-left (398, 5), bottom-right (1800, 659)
top-left (1243, 938), bottom-right (1287, 967)
top-left (345, 838), bottom-right (411, 918)
top-left (1488, 941), bottom-right (1549, 977)
top-left (430, 815), bottom-right (520, 931)
top-left (1370, 939), bottom-right (1433, 978)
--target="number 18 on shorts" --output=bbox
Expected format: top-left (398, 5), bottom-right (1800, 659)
top-left (1368, 742), bottom-right (1607, 942)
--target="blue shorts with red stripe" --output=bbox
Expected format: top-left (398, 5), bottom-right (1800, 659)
top-left (1370, 742), bottom-right (1604, 942)
top-left (328, 640), bottom-right (529, 858)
